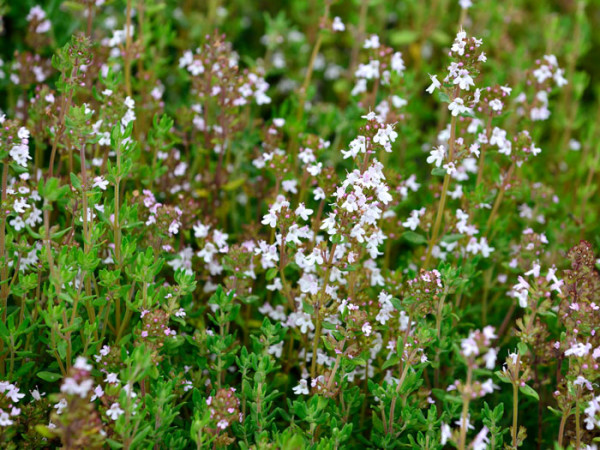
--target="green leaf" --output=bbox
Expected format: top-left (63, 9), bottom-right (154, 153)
top-left (441, 233), bottom-right (463, 243)
top-left (402, 231), bottom-right (427, 245)
top-left (223, 177), bottom-right (246, 191)
top-left (517, 342), bottom-right (528, 356)
top-left (382, 355), bottom-right (400, 370)
top-left (302, 299), bottom-right (314, 315)
top-left (390, 30), bottom-right (419, 46)
top-left (265, 267), bottom-right (278, 281)
top-left (390, 297), bottom-right (402, 310)
top-left (321, 321), bottom-right (337, 331)
top-left (70, 173), bottom-right (82, 190)
top-left (35, 425), bottom-right (56, 438)
top-left (494, 371), bottom-right (511, 384)
top-left (519, 384), bottom-right (539, 401)
top-left (37, 371), bottom-right (62, 382)
top-left (438, 92), bottom-right (450, 103)
top-left (431, 167), bottom-right (447, 177)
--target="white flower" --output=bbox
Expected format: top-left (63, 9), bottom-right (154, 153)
top-left (441, 422), bottom-right (452, 445)
top-left (484, 348), bottom-right (498, 369)
top-left (193, 222), bottom-right (210, 238)
top-left (391, 95), bottom-right (407, 108)
top-left (525, 262), bottom-right (541, 278)
top-left (104, 373), bottom-right (120, 384)
top-left (17, 127), bottom-right (30, 140)
top-left (293, 379), bottom-right (309, 395)
top-left (362, 322), bottom-right (372, 336)
top-left (373, 124), bottom-right (398, 152)
top-left (472, 426), bottom-right (490, 450)
top-left (13, 198), bottom-right (30, 214)
top-left (282, 179), bottom-right (298, 194)
top-left (402, 208), bottom-right (425, 231)
top-left (93, 176), bottom-right (109, 190)
top-left (262, 211), bottom-right (277, 228)
top-left (565, 342), bottom-right (592, 358)
top-left (569, 139), bottom-right (581, 151)
top-left (364, 35), bottom-right (380, 49)
top-left (106, 402), bottom-right (124, 420)
top-left (30, 387), bottom-right (45, 401)
top-left (61, 377), bottom-right (93, 398)
top-left (332, 16), bottom-right (345, 32)
top-left (453, 69), bottom-right (475, 90)
top-left (314, 187), bottom-right (326, 201)
top-left (9, 216), bottom-right (24, 231)
top-left (480, 379), bottom-right (498, 396)
top-left (443, 162), bottom-right (456, 175)
top-left (295, 203), bottom-right (313, 221)
top-left (342, 135), bottom-right (366, 159)
top-left (427, 145), bottom-right (446, 167)
top-left (10, 144), bottom-right (31, 167)
top-left (73, 356), bottom-right (92, 371)
top-left (124, 96), bottom-right (135, 110)
top-left (478, 237), bottom-right (494, 258)
top-left (54, 398), bottom-right (67, 414)
top-left (294, 312), bottom-right (315, 334)
top-left (391, 52), bottom-right (405, 74)
top-left (426, 74), bottom-right (441, 94)
top-left (489, 99), bottom-right (503, 112)
top-left (584, 396), bottom-right (600, 430)
top-left (91, 385), bottom-right (104, 401)
top-left (0, 411), bottom-right (13, 426)
top-left (461, 336), bottom-right (479, 357)
top-left (448, 97), bottom-right (468, 116)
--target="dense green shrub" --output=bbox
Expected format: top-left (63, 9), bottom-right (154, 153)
top-left (0, 0), bottom-right (598, 448)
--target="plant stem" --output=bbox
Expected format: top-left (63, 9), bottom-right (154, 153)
top-left (124, 0), bottom-right (133, 98)
top-left (476, 115), bottom-right (493, 188)
top-left (458, 366), bottom-right (473, 450)
top-left (424, 113), bottom-right (458, 268)
top-left (557, 0), bottom-right (584, 158)
top-left (387, 360), bottom-right (411, 434)
top-left (512, 384), bottom-right (519, 447)
top-left (296, 3), bottom-right (330, 123)
top-left (557, 408), bottom-right (569, 447)
top-left (326, 352), bottom-right (342, 391)
top-left (0, 163), bottom-right (9, 324)
top-left (579, 143), bottom-right (600, 231)
top-left (433, 286), bottom-right (449, 388)
top-left (485, 162), bottom-right (515, 238)
top-left (114, 139), bottom-right (122, 266)
top-left (575, 391), bottom-right (581, 450)
top-left (310, 243), bottom-right (337, 379)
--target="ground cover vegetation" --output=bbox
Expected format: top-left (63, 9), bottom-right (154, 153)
top-left (0, 0), bottom-right (599, 448)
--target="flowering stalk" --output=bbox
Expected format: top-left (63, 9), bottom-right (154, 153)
top-left (424, 111), bottom-right (457, 268)
top-left (557, 407), bottom-right (570, 447)
top-left (387, 354), bottom-right (411, 435)
top-left (511, 354), bottom-right (520, 448)
top-left (433, 284), bottom-right (449, 388)
top-left (572, 383), bottom-right (584, 450)
top-left (485, 161), bottom-right (515, 237)
top-left (310, 242), bottom-right (337, 379)
top-left (78, 143), bottom-right (99, 341)
top-left (0, 162), bottom-right (8, 325)
top-left (458, 366), bottom-right (473, 450)
top-left (296, 2), bottom-right (330, 122)
top-left (475, 115), bottom-right (493, 187)
top-left (124, 0), bottom-right (133, 98)
top-left (557, 1), bottom-right (585, 157)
